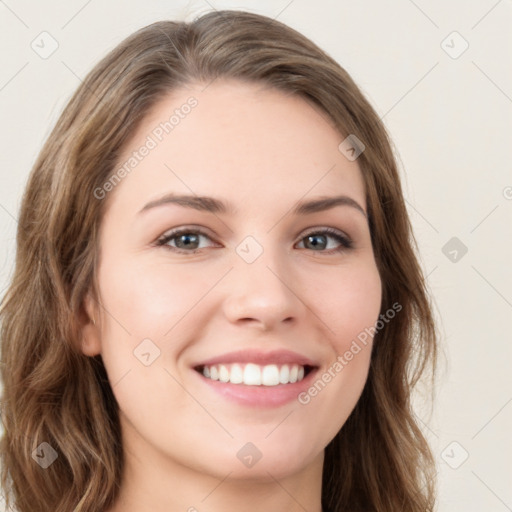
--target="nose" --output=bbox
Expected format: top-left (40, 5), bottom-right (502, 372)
top-left (221, 246), bottom-right (305, 331)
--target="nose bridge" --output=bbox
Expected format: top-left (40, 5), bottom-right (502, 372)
top-left (235, 234), bottom-right (294, 298)
top-left (221, 233), bottom-right (303, 328)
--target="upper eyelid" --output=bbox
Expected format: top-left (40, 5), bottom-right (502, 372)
top-left (157, 225), bottom-right (216, 242)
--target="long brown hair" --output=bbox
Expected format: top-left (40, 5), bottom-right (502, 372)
top-left (0, 10), bottom-right (438, 511)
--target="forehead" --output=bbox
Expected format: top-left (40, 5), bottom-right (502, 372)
top-left (108, 80), bottom-right (366, 215)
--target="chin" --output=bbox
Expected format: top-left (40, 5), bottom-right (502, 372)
top-left (192, 434), bottom-right (324, 481)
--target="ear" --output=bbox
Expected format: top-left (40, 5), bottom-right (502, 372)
top-left (78, 292), bottom-right (102, 357)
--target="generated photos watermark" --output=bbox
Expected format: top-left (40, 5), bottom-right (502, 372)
top-left (297, 301), bottom-right (402, 405)
top-left (94, 96), bottom-right (198, 200)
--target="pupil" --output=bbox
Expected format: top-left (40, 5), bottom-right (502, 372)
top-left (307, 235), bottom-right (326, 250)
top-left (177, 233), bottom-right (198, 249)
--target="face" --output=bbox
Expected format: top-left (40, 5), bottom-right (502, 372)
top-left (82, 80), bottom-right (382, 482)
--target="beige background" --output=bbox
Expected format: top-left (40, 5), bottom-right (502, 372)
top-left (1, 0), bottom-right (511, 510)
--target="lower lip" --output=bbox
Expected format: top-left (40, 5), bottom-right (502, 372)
top-left (193, 368), bottom-right (319, 407)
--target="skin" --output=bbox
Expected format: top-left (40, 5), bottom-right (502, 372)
top-left (81, 80), bottom-right (382, 512)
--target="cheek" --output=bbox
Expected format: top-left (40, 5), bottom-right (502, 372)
top-left (98, 255), bottom-right (217, 340)
top-left (313, 260), bottom-right (382, 350)
top-left (93, 255), bottom-right (211, 394)
top-left (95, 255), bottom-right (213, 418)
top-left (293, 263), bottom-right (381, 443)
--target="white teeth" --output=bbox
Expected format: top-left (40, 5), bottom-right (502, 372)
top-left (199, 363), bottom-right (308, 386)
top-left (279, 364), bottom-right (290, 384)
top-left (218, 365), bottom-right (229, 382)
top-left (289, 365), bottom-right (298, 383)
top-left (261, 364), bottom-right (280, 386)
top-left (230, 363), bottom-right (243, 384)
top-left (243, 363), bottom-right (261, 385)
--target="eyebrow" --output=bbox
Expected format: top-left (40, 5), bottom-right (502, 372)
top-left (138, 193), bottom-right (367, 218)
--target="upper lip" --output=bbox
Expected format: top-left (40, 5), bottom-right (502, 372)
top-left (193, 349), bottom-right (319, 368)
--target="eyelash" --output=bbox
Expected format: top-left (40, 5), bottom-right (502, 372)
top-left (155, 226), bottom-right (353, 255)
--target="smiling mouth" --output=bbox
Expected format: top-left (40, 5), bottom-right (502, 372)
top-left (194, 363), bottom-right (316, 386)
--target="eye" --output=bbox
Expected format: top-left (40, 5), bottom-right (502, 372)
top-left (296, 228), bottom-right (353, 254)
top-left (155, 226), bottom-right (353, 255)
top-left (156, 227), bottom-right (218, 253)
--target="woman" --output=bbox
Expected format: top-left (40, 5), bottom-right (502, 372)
top-left (0, 10), bottom-right (438, 512)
